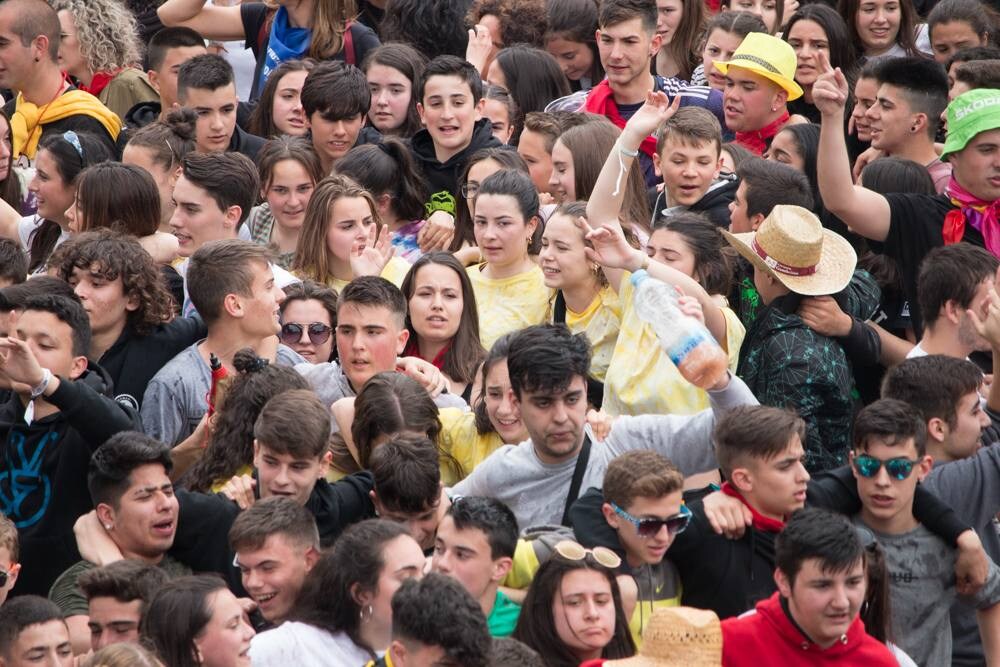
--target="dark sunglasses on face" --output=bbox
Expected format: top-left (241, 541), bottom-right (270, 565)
top-left (280, 322), bottom-right (332, 346)
top-left (611, 502), bottom-right (692, 538)
top-left (852, 454), bottom-right (921, 481)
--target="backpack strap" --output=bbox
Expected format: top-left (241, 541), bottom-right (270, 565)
top-left (562, 434), bottom-right (592, 527)
top-left (343, 20), bottom-right (355, 65)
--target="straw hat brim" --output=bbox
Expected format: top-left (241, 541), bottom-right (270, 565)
top-left (721, 228), bottom-right (857, 296)
top-left (714, 61), bottom-right (803, 101)
top-left (602, 655), bottom-right (721, 667)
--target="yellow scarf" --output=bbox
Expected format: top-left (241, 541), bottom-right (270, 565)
top-left (11, 89), bottom-right (122, 159)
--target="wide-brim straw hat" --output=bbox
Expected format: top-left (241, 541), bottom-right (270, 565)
top-left (721, 205), bottom-right (856, 296)
top-left (714, 32), bottom-right (803, 101)
top-left (603, 607), bottom-right (722, 667)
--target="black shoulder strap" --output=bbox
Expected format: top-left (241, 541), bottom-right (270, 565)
top-left (562, 434), bottom-right (592, 527)
top-left (553, 290), bottom-right (567, 324)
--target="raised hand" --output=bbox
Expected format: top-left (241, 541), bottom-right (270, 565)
top-left (0, 336), bottom-right (45, 393)
top-left (418, 211), bottom-right (456, 252)
top-left (350, 223), bottom-right (395, 278)
top-left (622, 91), bottom-right (682, 147)
top-left (969, 282), bottom-right (1000, 350)
top-left (578, 217), bottom-right (645, 271)
top-left (811, 51), bottom-right (849, 117)
top-left (465, 24), bottom-right (494, 75)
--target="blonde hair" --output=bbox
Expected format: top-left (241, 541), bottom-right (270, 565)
top-left (309, 0), bottom-right (358, 60)
top-left (292, 174), bottom-right (381, 286)
top-left (82, 643), bottom-right (163, 667)
top-left (51, 0), bottom-right (141, 73)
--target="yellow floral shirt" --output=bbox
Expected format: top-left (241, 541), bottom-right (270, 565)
top-left (602, 273), bottom-right (745, 416)
top-left (467, 263), bottom-right (552, 350)
top-left (563, 286), bottom-right (622, 383)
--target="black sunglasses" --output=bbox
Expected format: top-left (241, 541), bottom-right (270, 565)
top-left (611, 502), bottom-right (692, 538)
top-left (280, 322), bottom-right (332, 346)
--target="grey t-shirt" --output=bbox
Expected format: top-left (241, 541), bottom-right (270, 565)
top-left (853, 517), bottom-right (1000, 666)
top-left (141, 343), bottom-right (305, 445)
top-left (452, 374), bottom-right (758, 529)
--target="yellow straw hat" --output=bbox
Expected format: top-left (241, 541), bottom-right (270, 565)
top-left (721, 205), bottom-right (856, 296)
top-left (602, 607), bottom-right (722, 667)
top-left (714, 32), bottom-right (803, 101)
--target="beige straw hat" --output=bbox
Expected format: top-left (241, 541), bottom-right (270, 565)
top-left (603, 607), bottom-right (722, 667)
top-left (721, 205), bottom-right (857, 296)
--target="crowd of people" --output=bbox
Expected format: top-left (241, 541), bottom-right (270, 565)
top-left (0, 0), bottom-right (998, 664)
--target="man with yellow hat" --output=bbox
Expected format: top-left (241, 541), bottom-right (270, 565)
top-left (714, 32), bottom-right (804, 155)
top-left (0, 0), bottom-right (121, 163)
top-left (816, 51), bottom-right (1000, 333)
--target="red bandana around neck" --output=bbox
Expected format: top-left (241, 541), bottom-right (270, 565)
top-left (402, 338), bottom-right (449, 370)
top-left (735, 111), bottom-right (789, 156)
top-left (722, 482), bottom-right (786, 533)
top-left (583, 79), bottom-right (658, 159)
top-left (77, 69), bottom-right (120, 98)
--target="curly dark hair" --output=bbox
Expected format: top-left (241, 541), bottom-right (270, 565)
top-left (54, 230), bottom-right (175, 336)
top-left (179, 348), bottom-right (309, 492)
top-left (467, 0), bottom-right (549, 47)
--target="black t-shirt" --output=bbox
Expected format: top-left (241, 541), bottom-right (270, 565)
top-left (877, 193), bottom-right (982, 335)
top-left (240, 3), bottom-right (381, 99)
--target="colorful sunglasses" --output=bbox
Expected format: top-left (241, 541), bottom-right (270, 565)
top-left (611, 502), bottom-right (692, 538)
top-left (553, 540), bottom-right (622, 569)
top-left (280, 322), bottom-right (332, 346)
top-left (852, 454), bottom-right (921, 481)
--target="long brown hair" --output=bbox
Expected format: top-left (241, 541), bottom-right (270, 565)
top-left (306, 0), bottom-right (357, 60)
top-left (401, 251), bottom-right (486, 385)
top-left (291, 174), bottom-right (381, 286)
top-left (513, 555), bottom-right (636, 667)
top-left (661, 0), bottom-right (705, 80)
top-left (248, 59), bottom-right (317, 138)
top-left (255, 135), bottom-right (324, 196)
top-left (0, 110), bottom-right (23, 213)
top-left (75, 163), bottom-right (161, 237)
top-left (558, 120), bottom-right (651, 236)
top-left (839, 0), bottom-right (922, 57)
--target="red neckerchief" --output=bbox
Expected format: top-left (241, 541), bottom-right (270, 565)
top-left (583, 79), bottom-right (658, 159)
top-left (734, 111), bottom-right (789, 156)
top-left (722, 482), bottom-right (785, 532)
top-left (402, 338), bottom-right (448, 370)
top-left (77, 69), bottom-right (120, 98)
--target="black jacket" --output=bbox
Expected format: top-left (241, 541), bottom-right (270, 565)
top-left (124, 100), bottom-right (161, 131)
top-left (98, 316), bottom-right (207, 411)
top-left (410, 118), bottom-right (503, 217)
top-left (229, 124), bottom-right (266, 162)
top-left (170, 472), bottom-right (377, 595)
top-left (648, 174), bottom-right (738, 228)
top-left (1, 362), bottom-right (139, 597)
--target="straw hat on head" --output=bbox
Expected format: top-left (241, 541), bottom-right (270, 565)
top-left (714, 32), bottom-right (803, 101)
top-left (721, 205), bottom-right (856, 296)
top-left (602, 607), bottom-right (722, 667)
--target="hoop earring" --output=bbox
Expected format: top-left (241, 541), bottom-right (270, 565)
top-left (359, 604), bottom-right (373, 623)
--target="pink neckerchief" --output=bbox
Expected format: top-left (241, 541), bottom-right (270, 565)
top-left (943, 176), bottom-right (1000, 258)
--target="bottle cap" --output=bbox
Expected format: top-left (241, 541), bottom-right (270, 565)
top-left (630, 269), bottom-right (648, 286)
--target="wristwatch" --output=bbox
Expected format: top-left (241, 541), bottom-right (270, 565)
top-left (29, 368), bottom-right (52, 400)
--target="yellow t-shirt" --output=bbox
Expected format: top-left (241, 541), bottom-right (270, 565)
top-left (326, 256), bottom-right (412, 293)
top-left (602, 273), bottom-right (745, 417)
top-left (563, 286), bottom-right (622, 383)
top-left (467, 263), bottom-right (552, 350)
top-left (438, 408), bottom-right (505, 481)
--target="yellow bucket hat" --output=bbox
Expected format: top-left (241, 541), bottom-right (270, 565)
top-left (714, 32), bottom-right (803, 101)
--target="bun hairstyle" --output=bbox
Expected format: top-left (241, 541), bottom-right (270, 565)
top-left (233, 348), bottom-right (270, 374)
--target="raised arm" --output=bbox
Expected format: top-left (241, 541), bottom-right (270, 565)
top-left (157, 0), bottom-right (246, 41)
top-left (581, 219), bottom-right (729, 346)
top-left (585, 91), bottom-right (680, 229)
top-left (813, 52), bottom-right (891, 242)
top-left (0, 197), bottom-right (21, 244)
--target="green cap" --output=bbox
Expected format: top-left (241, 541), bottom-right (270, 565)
top-left (942, 88), bottom-right (1000, 160)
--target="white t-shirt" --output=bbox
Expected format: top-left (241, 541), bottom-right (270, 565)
top-left (249, 622), bottom-right (373, 667)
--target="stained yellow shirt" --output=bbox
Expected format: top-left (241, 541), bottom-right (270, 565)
top-left (438, 408), bottom-right (505, 480)
top-left (602, 273), bottom-right (745, 417)
top-left (467, 263), bottom-right (552, 350)
top-left (563, 286), bottom-right (622, 383)
top-left (326, 256), bottom-right (412, 293)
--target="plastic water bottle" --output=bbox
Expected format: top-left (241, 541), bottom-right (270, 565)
top-left (631, 270), bottom-right (729, 390)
